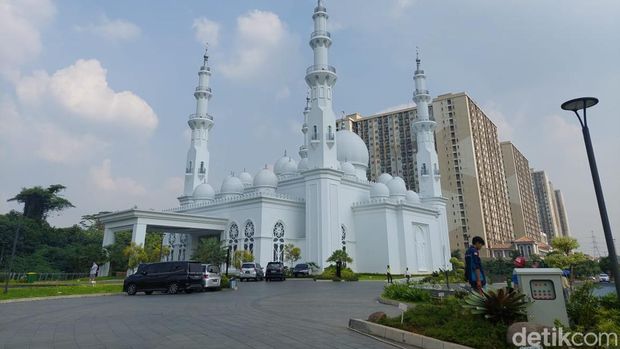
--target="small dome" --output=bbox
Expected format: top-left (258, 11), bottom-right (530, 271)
top-left (220, 175), bottom-right (244, 195)
top-left (274, 153), bottom-right (298, 175)
top-left (336, 130), bottom-right (369, 167)
top-left (239, 171), bottom-right (253, 186)
top-left (193, 183), bottom-right (215, 200)
top-left (370, 182), bottom-right (390, 198)
top-left (377, 173), bottom-right (393, 184)
top-left (298, 158), bottom-right (309, 171)
top-left (341, 161), bottom-right (356, 177)
top-left (406, 190), bottom-right (421, 203)
top-left (387, 177), bottom-right (407, 197)
top-left (253, 168), bottom-right (278, 188)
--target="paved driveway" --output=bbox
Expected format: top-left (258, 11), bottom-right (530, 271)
top-left (0, 280), bottom-right (403, 349)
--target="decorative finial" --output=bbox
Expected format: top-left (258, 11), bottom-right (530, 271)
top-left (318, 0), bottom-right (324, 7)
top-left (203, 43), bottom-right (209, 65)
top-left (284, 149), bottom-right (287, 157)
top-left (415, 46), bottom-right (421, 70)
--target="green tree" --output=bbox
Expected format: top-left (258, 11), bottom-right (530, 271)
top-left (232, 250), bottom-right (254, 269)
top-left (326, 249), bottom-right (353, 265)
top-left (8, 184), bottom-right (74, 221)
top-left (551, 236), bottom-right (580, 256)
top-left (599, 256), bottom-right (620, 274)
top-left (144, 233), bottom-right (170, 263)
top-left (193, 238), bottom-right (227, 265)
top-left (283, 243), bottom-right (301, 267)
top-left (123, 242), bottom-right (147, 272)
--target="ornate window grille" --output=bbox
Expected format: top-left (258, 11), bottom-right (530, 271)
top-left (228, 223), bottom-right (239, 252)
top-left (273, 222), bottom-right (285, 262)
top-left (244, 221), bottom-right (255, 254)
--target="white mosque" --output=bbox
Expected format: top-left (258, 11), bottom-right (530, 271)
top-left (99, 0), bottom-right (450, 276)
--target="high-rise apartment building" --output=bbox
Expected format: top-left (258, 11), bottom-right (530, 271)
top-left (500, 141), bottom-right (542, 242)
top-left (339, 92), bottom-right (515, 256)
top-left (531, 170), bottom-right (561, 240)
top-left (553, 189), bottom-right (571, 237)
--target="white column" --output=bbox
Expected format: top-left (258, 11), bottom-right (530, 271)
top-left (100, 227), bottom-right (115, 277)
top-left (131, 222), bottom-right (147, 247)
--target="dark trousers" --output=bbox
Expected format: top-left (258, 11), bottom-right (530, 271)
top-left (387, 273), bottom-right (393, 283)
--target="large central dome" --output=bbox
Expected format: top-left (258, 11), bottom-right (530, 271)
top-left (336, 129), bottom-right (369, 167)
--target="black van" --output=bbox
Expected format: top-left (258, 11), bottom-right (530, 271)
top-left (123, 261), bottom-right (204, 295)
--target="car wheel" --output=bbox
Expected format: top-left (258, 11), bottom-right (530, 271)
top-left (126, 283), bottom-right (137, 296)
top-left (167, 283), bottom-right (179, 295)
top-left (144, 291), bottom-right (153, 295)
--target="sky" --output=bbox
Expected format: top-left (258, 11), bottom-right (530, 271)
top-left (0, 0), bottom-right (618, 255)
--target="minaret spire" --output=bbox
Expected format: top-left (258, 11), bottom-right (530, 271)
top-left (304, 0), bottom-right (338, 169)
top-left (412, 51), bottom-right (442, 198)
top-left (179, 46), bottom-right (215, 205)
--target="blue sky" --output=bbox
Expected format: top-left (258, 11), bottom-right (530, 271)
top-left (1, 0), bottom-right (619, 254)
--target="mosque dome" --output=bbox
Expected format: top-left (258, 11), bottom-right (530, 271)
top-left (341, 161), bottom-right (356, 177)
top-left (387, 177), bottom-right (407, 197)
top-left (253, 168), bottom-right (278, 188)
top-left (238, 171), bottom-right (253, 187)
top-left (298, 158), bottom-right (309, 171)
top-left (220, 175), bottom-right (244, 195)
top-left (370, 182), bottom-right (390, 198)
top-left (336, 130), bottom-right (369, 167)
top-left (193, 183), bottom-right (215, 200)
top-left (406, 190), bottom-right (421, 204)
top-left (377, 173), bottom-right (393, 185)
top-left (274, 153), bottom-right (298, 175)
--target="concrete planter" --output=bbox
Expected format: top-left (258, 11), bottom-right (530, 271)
top-left (348, 319), bottom-right (473, 349)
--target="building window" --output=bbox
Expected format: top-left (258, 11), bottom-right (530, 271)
top-left (244, 221), bottom-right (255, 254)
top-left (341, 225), bottom-right (346, 252)
top-left (273, 222), bottom-right (285, 262)
top-left (228, 223), bottom-right (239, 252)
top-left (199, 161), bottom-right (206, 174)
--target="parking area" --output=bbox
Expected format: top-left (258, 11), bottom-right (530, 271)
top-left (0, 280), bottom-right (402, 348)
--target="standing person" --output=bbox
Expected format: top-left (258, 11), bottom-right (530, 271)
top-left (465, 236), bottom-right (486, 294)
top-left (386, 265), bottom-right (393, 284)
top-left (89, 262), bottom-right (98, 286)
top-left (405, 267), bottom-right (411, 284)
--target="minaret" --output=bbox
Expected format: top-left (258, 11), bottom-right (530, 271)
top-left (412, 51), bottom-right (442, 198)
top-left (305, 0), bottom-right (338, 169)
top-left (179, 47), bottom-right (215, 205)
top-left (299, 94), bottom-right (310, 162)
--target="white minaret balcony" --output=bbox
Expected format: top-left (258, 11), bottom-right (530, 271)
top-left (189, 113), bottom-right (214, 121)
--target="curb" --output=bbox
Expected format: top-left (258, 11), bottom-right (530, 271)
top-left (0, 292), bottom-right (123, 304)
top-left (377, 296), bottom-right (417, 309)
top-left (348, 319), bottom-right (473, 349)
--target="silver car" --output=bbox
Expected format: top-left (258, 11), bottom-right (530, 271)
top-left (239, 262), bottom-right (264, 281)
top-left (201, 264), bottom-right (221, 289)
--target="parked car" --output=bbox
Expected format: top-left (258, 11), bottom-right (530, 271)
top-left (239, 262), bottom-right (264, 281)
top-left (292, 263), bottom-right (311, 277)
top-left (265, 261), bottom-right (286, 281)
top-left (202, 264), bottom-right (221, 290)
top-left (599, 273), bottom-right (610, 283)
top-left (123, 261), bottom-right (204, 295)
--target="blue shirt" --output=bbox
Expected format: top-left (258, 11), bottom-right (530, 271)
top-left (465, 246), bottom-right (485, 285)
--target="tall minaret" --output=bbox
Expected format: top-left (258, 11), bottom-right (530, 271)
top-left (299, 95), bottom-right (311, 161)
top-left (179, 47), bottom-right (215, 205)
top-left (305, 0), bottom-right (338, 169)
top-left (412, 52), bottom-right (442, 198)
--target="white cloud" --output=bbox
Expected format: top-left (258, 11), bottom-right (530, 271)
top-left (275, 86), bottom-right (290, 100)
top-left (76, 15), bottom-right (141, 42)
top-left (192, 17), bottom-right (220, 46)
top-left (0, 0), bottom-right (56, 80)
top-left (90, 159), bottom-right (146, 195)
top-left (220, 10), bottom-right (294, 80)
top-left (482, 101), bottom-right (516, 141)
top-left (36, 124), bottom-right (108, 164)
top-left (16, 59), bottom-right (158, 132)
top-left (164, 176), bottom-right (184, 194)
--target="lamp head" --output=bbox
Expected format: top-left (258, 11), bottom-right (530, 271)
top-left (561, 97), bottom-right (598, 112)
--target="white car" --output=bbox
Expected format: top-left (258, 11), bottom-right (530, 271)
top-left (599, 273), bottom-right (610, 283)
top-left (239, 262), bottom-right (264, 281)
top-left (201, 264), bottom-right (221, 289)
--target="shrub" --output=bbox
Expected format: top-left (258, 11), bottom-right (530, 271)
top-left (220, 275), bottom-right (230, 289)
top-left (383, 283), bottom-right (431, 303)
top-left (567, 282), bottom-right (599, 331)
top-left (463, 287), bottom-right (528, 324)
top-left (316, 266), bottom-right (357, 281)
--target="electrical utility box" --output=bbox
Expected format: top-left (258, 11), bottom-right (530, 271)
top-left (514, 268), bottom-right (569, 327)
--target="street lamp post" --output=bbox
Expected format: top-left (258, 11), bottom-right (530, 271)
top-left (561, 97), bottom-right (620, 297)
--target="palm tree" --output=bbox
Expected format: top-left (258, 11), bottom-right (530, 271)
top-left (8, 184), bottom-right (74, 221)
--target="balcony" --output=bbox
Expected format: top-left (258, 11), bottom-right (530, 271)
top-left (306, 64), bottom-right (336, 75)
top-left (195, 86), bottom-right (212, 93)
top-left (311, 30), bottom-right (331, 38)
top-left (189, 113), bottom-right (214, 121)
top-left (415, 89), bottom-right (429, 95)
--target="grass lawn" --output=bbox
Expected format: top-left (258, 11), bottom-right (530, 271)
top-left (357, 273), bottom-right (405, 281)
top-left (0, 284), bottom-right (123, 301)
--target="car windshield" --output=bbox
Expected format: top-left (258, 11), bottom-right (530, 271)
top-left (241, 263), bottom-right (255, 269)
top-left (267, 263), bottom-right (281, 268)
top-left (188, 263), bottom-right (202, 273)
top-left (205, 265), bottom-right (220, 273)
top-left (295, 264), bottom-right (307, 269)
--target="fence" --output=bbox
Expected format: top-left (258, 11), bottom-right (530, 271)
top-left (0, 272), bottom-right (89, 282)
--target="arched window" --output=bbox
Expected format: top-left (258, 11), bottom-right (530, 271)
top-left (244, 221), bottom-right (255, 254)
top-left (341, 225), bottom-right (346, 252)
top-left (273, 222), bottom-right (285, 262)
top-left (228, 223), bottom-right (239, 252)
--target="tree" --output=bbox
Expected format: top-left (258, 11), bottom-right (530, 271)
top-left (283, 243), bottom-right (301, 267)
top-left (193, 238), bottom-right (227, 266)
top-left (232, 250), bottom-right (254, 269)
top-left (551, 236), bottom-right (580, 256)
top-left (123, 242), bottom-right (147, 272)
top-left (599, 256), bottom-right (620, 274)
top-left (8, 185), bottom-right (74, 221)
top-left (144, 233), bottom-right (170, 263)
top-left (326, 249), bottom-right (353, 265)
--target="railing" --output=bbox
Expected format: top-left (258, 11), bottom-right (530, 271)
top-left (415, 89), bottom-right (429, 95)
top-left (0, 272), bottom-right (89, 282)
top-left (195, 86), bottom-right (212, 93)
top-left (189, 113), bottom-right (214, 121)
top-left (306, 64), bottom-right (336, 75)
top-left (311, 30), bottom-right (331, 38)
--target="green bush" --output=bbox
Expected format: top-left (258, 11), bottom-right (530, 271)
top-left (382, 283), bottom-right (431, 303)
top-left (220, 275), bottom-right (230, 289)
top-left (567, 282), bottom-right (599, 331)
top-left (463, 287), bottom-right (528, 324)
top-left (315, 266), bottom-right (358, 281)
